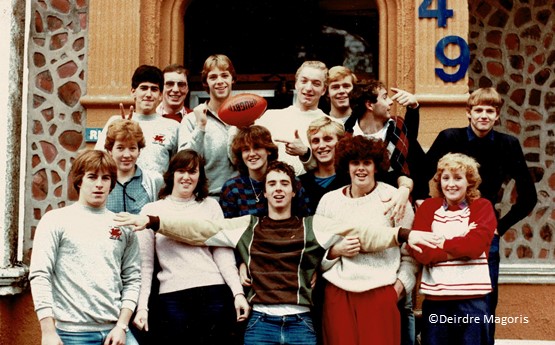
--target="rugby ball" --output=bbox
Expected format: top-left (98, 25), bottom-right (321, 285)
top-left (219, 93), bottom-right (267, 127)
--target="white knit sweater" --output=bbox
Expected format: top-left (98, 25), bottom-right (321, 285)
top-left (316, 182), bottom-right (418, 293)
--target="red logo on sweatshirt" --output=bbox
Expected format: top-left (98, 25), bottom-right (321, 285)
top-left (109, 226), bottom-right (123, 241)
top-left (153, 134), bottom-right (165, 144)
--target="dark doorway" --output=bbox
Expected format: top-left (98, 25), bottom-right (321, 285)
top-left (184, 0), bottom-right (378, 109)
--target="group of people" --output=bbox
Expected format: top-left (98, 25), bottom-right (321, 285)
top-left (29, 54), bottom-right (537, 345)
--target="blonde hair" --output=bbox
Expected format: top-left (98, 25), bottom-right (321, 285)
top-left (104, 119), bottom-right (145, 151)
top-left (307, 116), bottom-right (345, 141)
top-left (327, 66), bottom-right (358, 85)
top-left (467, 87), bottom-right (502, 112)
top-left (295, 61), bottom-right (328, 87)
top-left (431, 153), bottom-right (482, 203)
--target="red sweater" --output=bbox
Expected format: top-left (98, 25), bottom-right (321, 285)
top-left (410, 198), bottom-right (497, 298)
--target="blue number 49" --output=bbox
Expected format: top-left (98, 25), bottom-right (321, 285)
top-left (419, 0), bottom-right (454, 28)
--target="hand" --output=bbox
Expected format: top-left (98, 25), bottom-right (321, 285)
top-left (234, 294), bottom-right (251, 322)
top-left (328, 236), bottom-right (361, 260)
top-left (113, 212), bottom-right (150, 231)
top-left (133, 309), bottom-right (149, 332)
top-left (193, 103), bottom-right (208, 129)
top-left (104, 326), bottom-right (126, 345)
top-left (119, 102), bottom-right (134, 120)
top-left (393, 279), bottom-right (405, 300)
top-left (407, 231), bottom-right (441, 253)
top-left (391, 88), bottom-right (418, 108)
top-left (239, 263), bottom-right (252, 287)
top-left (41, 331), bottom-right (63, 345)
top-left (310, 271), bottom-right (318, 289)
top-left (383, 186), bottom-right (410, 222)
top-left (275, 130), bottom-right (309, 157)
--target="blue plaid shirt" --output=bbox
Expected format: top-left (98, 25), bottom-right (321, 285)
top-left (106, 167), bottom-right (152, 214)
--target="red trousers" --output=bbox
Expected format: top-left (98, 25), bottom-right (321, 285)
top-left (322, 283), bottom-right (400, 345)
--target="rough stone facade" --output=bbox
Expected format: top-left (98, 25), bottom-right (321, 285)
top-left (468, 0), bottom-right (555, 262)
top-left (25, 0), bottom-right (88, 260)
top-left (24, 1), bottom-right (554, 265)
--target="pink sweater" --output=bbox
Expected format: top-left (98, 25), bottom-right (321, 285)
top-left (136, 196), bottom-right (242, 310)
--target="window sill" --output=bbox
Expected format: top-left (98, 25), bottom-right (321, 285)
top-left (0, 264), bottom-right (28, 295)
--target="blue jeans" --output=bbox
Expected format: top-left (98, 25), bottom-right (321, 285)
top-left (422, 296), bottom-right (490, 345)
top-left (398, 293), bottom-right (415, 345)
top-left (158, 284), bottom-right (235, 344)
top-left (57, 328), bottom-right (139, 345)
top-left (244, 311), bottom-right (317, 345)
top-left (485, 234), bottom-right (500, 345)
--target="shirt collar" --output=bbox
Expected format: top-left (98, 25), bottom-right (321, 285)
top-left (442, 198), bottom-right (469, 211)
top-left (466, 125), bottom-right (495, 141)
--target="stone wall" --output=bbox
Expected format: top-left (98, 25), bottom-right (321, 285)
top-left (25, 0), bottom-right (88, 260)
top-left (468, 0), bottom-right (554, 263)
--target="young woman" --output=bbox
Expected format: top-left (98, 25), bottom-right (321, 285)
top-left (317, 135), bottom-right (418, 345)
top-left (133, 150), bottom-right (249, 344)
top-left (104, 119), bottom-right (163, 215)
top-left (409, 153), bottom-right (496, 345)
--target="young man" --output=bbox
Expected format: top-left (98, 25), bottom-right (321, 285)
top-left (178, 54), bottom-right (238, 196)
top-left (95, 65), bottom-right (178, 178)
top-left (326, 65), bottom-right (358, 123)
top-left (346, 80), bottom-right (427, 218)
top-left (115, 161), bottom-right (440, 345)
top-left (156, 64), bottom-right (191, 123)
top-left (30, 150), bottom-right (141, 345)
top-left (257, 61), bottom-right (339, 175)
top-left (422, 87), bottom-right (537, 345)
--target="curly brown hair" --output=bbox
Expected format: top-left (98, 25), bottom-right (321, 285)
top-left (431, 153), bottom-right (482, 203)
top-left (335, 135), bottom-right (390, 177)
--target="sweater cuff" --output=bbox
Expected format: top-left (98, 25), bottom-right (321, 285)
top-left (397, 227), bottom-right (411, 244)
top-left (147, 216), bottom-right (160, 232)
top-left (36, 307), bottom-right (54, 321)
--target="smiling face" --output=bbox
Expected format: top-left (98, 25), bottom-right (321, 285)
top-left (310, 129), bottom-right (339, 165)
top-left (163, 71), bottom-right (188, 112)
top-left (78, 169), bottom-right (112, 208)
top-left (108, 140), bottom-right (140, 174)
top-left (328, 75), bottom-right (354, 113)
top-left (206, 67), bottom-right (233, 101)
top-left (349, 159), bottom-right (376, 193)
top-left (242, 146), bottom-right (270, 175)
top-left (171, 164), bottom-right (200, 199)
top-left (467, 104), bottom-right (499, 137)
top-left (295, 66), bottom-right (326, 111)
top-left (264, 170), bottom-right (295, 214)
top-left (440, 168), bottom-right (469, 206)
top-left (132, 82), bottom-right (161, 115)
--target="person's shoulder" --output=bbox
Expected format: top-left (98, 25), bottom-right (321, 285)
top-left (420, 197), bottom-right (443, 209)
top-left (492, 130), bottom-right (520, 144)
top-left (470, 197), bottom-right (494, 209)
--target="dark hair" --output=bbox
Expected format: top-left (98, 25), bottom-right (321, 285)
top-left (159, 150), bottom-right (209, 201)
top-left (131, 65), bottom-right (164, 91)
top-left (104, 119), bottom-right (146, 151)
top-left (70, 150), bottom-right (117, 193)
top-left (162, 63), bottom-right (189, 76)
top-left (349, 79), bottom-right (386, 120)
top-left (335, 135), bottom-right (390, 177)
top-left (262, 161), bottom-right (298, 194)
top-left (231, 125), bottom-right (278, 175)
